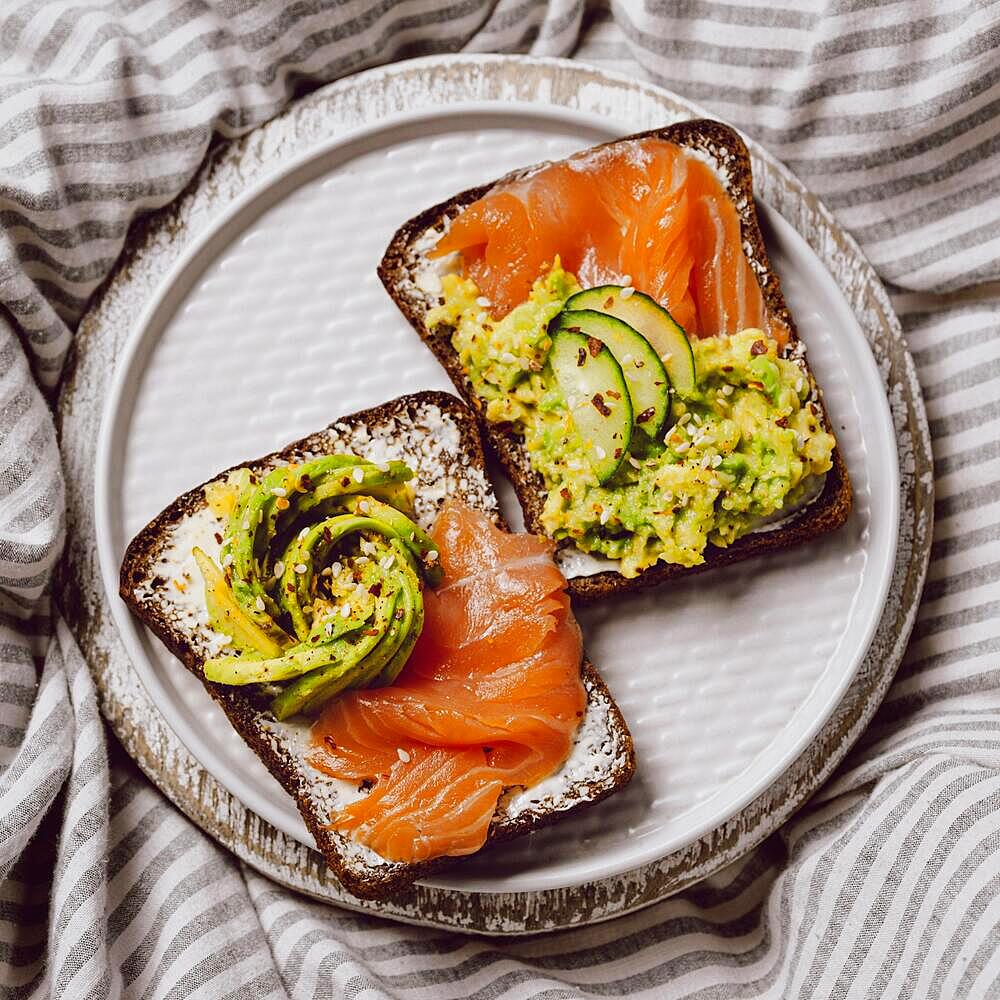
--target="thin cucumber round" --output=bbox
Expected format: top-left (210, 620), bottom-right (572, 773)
top-left (555, 307), bottom-right (670, 438)
top-left (566, 285), bottom-right (696, 399)
top-left (548, 322), bottom-right (633, 484)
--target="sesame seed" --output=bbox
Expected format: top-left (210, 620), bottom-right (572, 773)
top-left (320, 566), bottom-right (332, 577)
top-left (628, 456), bottom-right (642, 469)
top-left (660, 353), bottom-right (673, 363)
top-left (426, 550), bottom-right (439, 563)
top-left (255, 597), bottom-right (265, 612)
top-left (594, 445), bottom-right (606, 459)
top-left (357, 499), bottom-right (371, 514)
top-left (619, 286), bottom-right (635, 299)
top-left (599, 507), bottom-right (611, 525)
top-left (273, 560), bottom-right (285, 576)
top-left (330, 561), bottom-right (342, 575)
top-left (325, 622), bottom-right (334, 636)
top-left (722, 384), bottom-right (734, 396)
top-left (354, 556), bottom-right (370, 565)
top-left (711, 454), bottom-right (723, 468)
top-left (242, 520), bottom-right (250, 531)
top-left (298, 526), bottom-right (310, 539)
top-left (270, 486), bottom-right (287, 497)
top-left (341, 604), bottom-right (352, 618)
top-left (476, 311), bottom-right (488, 323)
top-left (475, 296), bottom-right (491, 307)
top-left (679, 413), bottom-right (692, 425)
top-left (620, 274), bottom-right (632, 285)
top-left (380, 555), bottom-right (395, 570)
top-left (221, 553), bottom-right (234, 568)
top-left (397, 748), bottom-right (411, 763)
top-left (352, 467), bottom-right (364, 483)
top-left (294, 563), bottom-right (307, 574)
top-left (676, 441), bottom-right (691, 454)
top-left (693, 413), bottom-right (702, 425)
top-left (499, 351), bottom-right (517, 364)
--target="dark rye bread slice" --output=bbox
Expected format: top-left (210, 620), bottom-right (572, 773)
top-left (378, 119), bottom-right (852, 601)
top-left (119, 391), bottom-right (635, 901)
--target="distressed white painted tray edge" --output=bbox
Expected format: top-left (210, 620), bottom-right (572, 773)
top-left (56, 54), bottom-right (932, 935)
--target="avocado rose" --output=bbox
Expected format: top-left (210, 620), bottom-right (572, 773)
top-left (193, 455), bottom-right (440, 720)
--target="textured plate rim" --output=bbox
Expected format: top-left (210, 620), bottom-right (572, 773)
top-left (57, 53), bottom-right (932, 934)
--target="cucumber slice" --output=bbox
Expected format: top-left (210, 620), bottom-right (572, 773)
top-left (548, 320), bottom-right (633, 484)
top-left (566, 285), bottom-right (696, 399)
top-left (556, 307), bottom-right (670, 439)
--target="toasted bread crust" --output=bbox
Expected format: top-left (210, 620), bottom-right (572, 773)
top-left (378, 120), bottom-right (852, 601)
top-left (120, 391), bottom-right (635, 900)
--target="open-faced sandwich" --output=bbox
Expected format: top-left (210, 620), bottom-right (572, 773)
top-left (120, 392), bottom-right (634, 900)
top-left (379, 120), bottom-right (852, 598)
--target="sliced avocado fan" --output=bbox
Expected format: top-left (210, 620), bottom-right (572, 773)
top-left (193, 455), bottom-right (439, 720)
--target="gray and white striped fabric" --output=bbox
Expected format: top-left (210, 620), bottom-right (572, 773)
top-left (3, 1), bottom-right (1000, 996)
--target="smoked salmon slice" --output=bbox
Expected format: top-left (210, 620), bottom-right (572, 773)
top-left (309, 502), bottom-right (586, 864)
top-left (432, 137), bottom-right (787, 347)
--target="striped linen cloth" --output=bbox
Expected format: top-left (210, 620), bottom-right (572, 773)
top-left (2, 1), bottom-right (999, 996)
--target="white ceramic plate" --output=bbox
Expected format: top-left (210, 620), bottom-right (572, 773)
top-left (95, 102), bottom-right (898, 895)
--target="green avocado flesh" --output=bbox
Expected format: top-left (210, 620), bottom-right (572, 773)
top-left (196, 455), bottom-right (439, 720)
top-left (426, 262), bottom-right (838, 578)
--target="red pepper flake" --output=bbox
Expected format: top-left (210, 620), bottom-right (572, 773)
top-left (636, 406), bottom-right (655, 424)
top-left (591, 393), bottom-right (612, 416)
top-left (577, 347), bottom-right (586, 367)
top-left (614, 448), bottom-right (623, 459)
top-left (560, 487), bottom-right (571, 501)
top-left (369, 581), bottom-right (382, 596)
top-left (606, 389), bottom-right (622, 400)
top-left (324, 736), bottom-right (337, 749)
top-left (214, 532), bottom-right (223, 545)
top-left (809, 403), bottom-right (819, 415)
top-left (748, 380), bottom-right (766, 391)
top-left (341, 477), bottom-right (351, 488)
top-left (776, 416), bottom-right (789, 428)
top-left (587, 336), bottom-right (603, 358)
top-left (750, 340), bottom-right (768, 356)
top-left (722, 365), bottom-right (734, 372)
top-left (603, 296), bottom-right (614, 309)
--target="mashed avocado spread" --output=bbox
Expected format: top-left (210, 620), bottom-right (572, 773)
top-left (426, 263), bottom-right (836, 577)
